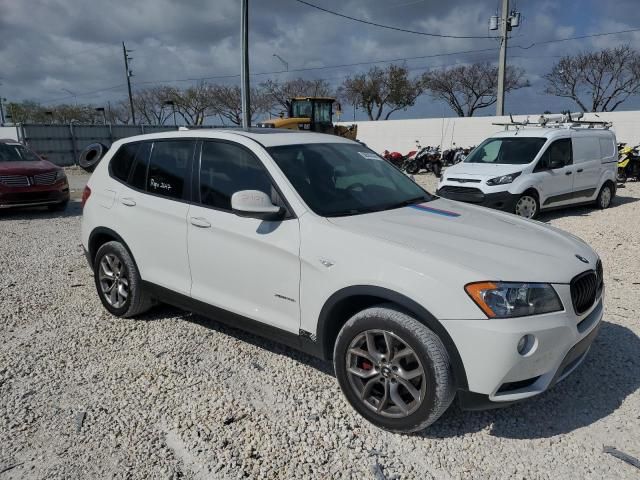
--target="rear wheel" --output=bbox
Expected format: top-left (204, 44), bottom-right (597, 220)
top-left (595, 182), bottom-right (614, 209)
top-left (93, 241), bottom-right (153, 318)
top-left (514, 192), bottom-right (539, 219)
top-left (333, 305), bottom-right (454, 433)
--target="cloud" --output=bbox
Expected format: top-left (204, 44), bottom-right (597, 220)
top-left (0, 0), bottom-right (639, 117)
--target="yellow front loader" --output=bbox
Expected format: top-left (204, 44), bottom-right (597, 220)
top-left (256, 97), bottom-right (357, 140)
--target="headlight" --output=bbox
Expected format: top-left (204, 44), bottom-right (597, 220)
top-left (465, 281), bottom-right (563, 318)
top-left (486, 171), bottom-right (521, 186)
top-left (55, 170), bottom-right (67, 181)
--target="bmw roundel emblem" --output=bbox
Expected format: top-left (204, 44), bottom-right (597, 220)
top-left (575, 254), bottom-right (589, 264)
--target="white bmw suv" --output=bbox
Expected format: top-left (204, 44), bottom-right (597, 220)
top-left (81, 129), bottom-right (604, 432)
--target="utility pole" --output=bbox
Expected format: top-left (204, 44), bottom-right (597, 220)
top-left (495, 0), bottom-right (509, 116)
top-left (0, 79), bottom-right (5, 124)
top-left (491, 0), bottom-right (520, 116)
top-left (122, 42), bottom-right (136, 124)
top-left (240, 0), bottom-right (250, 129)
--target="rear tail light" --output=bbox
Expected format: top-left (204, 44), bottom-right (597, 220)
top-left (81, 185), bottom-right (91, 208)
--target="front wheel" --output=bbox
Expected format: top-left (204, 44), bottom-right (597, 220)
top-left (514, 193), bottom-right (539, 219)
top-left (404, 160), bottom-right (420, 175)
top-left (333, 305), bottom-right (454, 433)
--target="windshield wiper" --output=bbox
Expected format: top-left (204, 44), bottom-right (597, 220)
top-left (382, 195), bottom-right (433, 211)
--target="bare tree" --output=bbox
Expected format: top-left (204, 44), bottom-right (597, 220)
top-left (4, 101), bottom-right (106, 124)
top-left (171, 83), bottom-right (215, 126)
top-left (131, 87), bottom-right (177, 125)
top-left (338, 65), bottom-right (425, 120)
top-left (210, 85), bottom-right (271, 126)
top-left (261, 78), bottom-right (332, 113)
top-left (544, 45), bottom-right (640, 112)
top-left (422, 63), bottom-right (528, 117)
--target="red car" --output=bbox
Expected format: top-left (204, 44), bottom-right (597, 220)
top-left (0, 139), bottom-right (69, 211)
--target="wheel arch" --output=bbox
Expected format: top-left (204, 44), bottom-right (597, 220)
top-left (88, 227), bottom-right (138, 271)
top-left (316, 285), bottom-right (468, 390)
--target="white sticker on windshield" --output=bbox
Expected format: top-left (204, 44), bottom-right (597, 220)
top-left (358, 152), bottom-right (382, 161)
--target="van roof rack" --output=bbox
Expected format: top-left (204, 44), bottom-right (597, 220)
top-left (493, 113), bottom-right (612, 130)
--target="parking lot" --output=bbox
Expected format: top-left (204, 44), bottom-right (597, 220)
top-left (1, 172), bottom-right (638, 479)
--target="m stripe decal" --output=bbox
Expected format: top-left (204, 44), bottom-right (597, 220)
top-left (409, 203), bottom-right (461, 217)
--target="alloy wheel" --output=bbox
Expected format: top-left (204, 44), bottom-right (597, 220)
top-left (98, 254), bottom-right (129, 308)
top-left (515, 195), bottom-right (537, 218)
top-left (345, 329), bottom-right (426, 418)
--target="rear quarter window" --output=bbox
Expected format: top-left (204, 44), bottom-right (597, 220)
top-left (110, 143), bottom-right (139, 182)
top-left (599, 137), bottom-right (615, 159)
top-left (572, 136), bottom-right (601, 163)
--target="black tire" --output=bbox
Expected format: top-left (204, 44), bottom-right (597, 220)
top-left (78, 143), bottom-right (109, 173)
top-left (595, 182), bottom-right (614, 210)
top-left (405, 160), bottom-right (420, 175)
top-left (333, 304), bottom-right (455, 433)
top-left (616, 168), bottom-right (627, 183)
top-left (513, 191), bottom-right (539, 219)
top-left (433, 162), bottom-right (442, 178)
top-left (93, 241), bottom-right (153, 318)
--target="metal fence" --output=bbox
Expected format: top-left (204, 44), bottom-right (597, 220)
top-left (16, 123), bottom-right (224, 166)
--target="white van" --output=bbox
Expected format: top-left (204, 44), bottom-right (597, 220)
top-left (437, 120), bottom-right (618, 218)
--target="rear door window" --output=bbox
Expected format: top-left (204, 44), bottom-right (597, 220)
top-left (147, 140), bottom-right (195, 200)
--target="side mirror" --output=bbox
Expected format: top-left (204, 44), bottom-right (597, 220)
top-left (550, 158), bottom-right (564, 169)
top-left (231, 190), bottom-right (284, 221)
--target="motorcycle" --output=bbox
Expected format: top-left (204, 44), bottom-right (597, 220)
top-left (404, 141), bottom-right (443, 177)
top-left (617, 144), bottom-right (640, 183)
top-left (382, 149), bottom-right (416, 170)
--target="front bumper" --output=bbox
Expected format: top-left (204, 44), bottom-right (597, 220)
top-left (442, 284), bottom-right (604, 409)
top-left (436, 186), bottom-right (518, 213)
top-left (0, 182), bottom-right (69, 208)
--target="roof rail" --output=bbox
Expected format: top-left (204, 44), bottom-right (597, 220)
top-left (492, 112), bottom-right (611, 130)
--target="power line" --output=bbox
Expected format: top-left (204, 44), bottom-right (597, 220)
top-left (512, 27), bottom-right (640, 50)
top-left (134, 46), bottom-right (499, 86)
top-left (293, 0), bottom-right (495, 39)
top-left (40, 84), bottom-right (126, 104)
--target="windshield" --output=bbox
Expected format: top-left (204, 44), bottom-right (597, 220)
top-left (291, 100), bottom-right (312, 118)
top-left (464, 137), bottom-right (546, 165)
top-left (0, 143), bottom-right (40, 163)
top-left (268, 143), bottom-right (433, 217)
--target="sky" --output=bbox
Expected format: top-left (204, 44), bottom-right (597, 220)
top-left (1, 0), bottom-right (640, 121)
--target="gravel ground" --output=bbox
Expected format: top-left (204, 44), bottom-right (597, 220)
top-left (1, 173), bottom-right (639, 479)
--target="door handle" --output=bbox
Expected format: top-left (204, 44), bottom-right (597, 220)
top-left (121, 197), bottom-right (136, 206)
top-left (190, 217), bottom-right (211, 228)
top-left (577, 168), bottom-right (584, 173)
top-left (565, 171), bottom-right (573, 175)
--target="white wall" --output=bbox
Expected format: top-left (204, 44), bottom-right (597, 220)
top-left (0, 125), bottom-right (19, 141)
top-left (339, 110), bottom-right (640, 154)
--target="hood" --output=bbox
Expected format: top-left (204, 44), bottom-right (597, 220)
top-left (0, 159), bottom-right (60, 175)
top-left (443, 162), bottom-right (525, 180)
top-left (327, 198), bottom-right (597, 283)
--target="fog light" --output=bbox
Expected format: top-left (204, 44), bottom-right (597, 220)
top-left (517, 334), bottom-right (536, 356)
